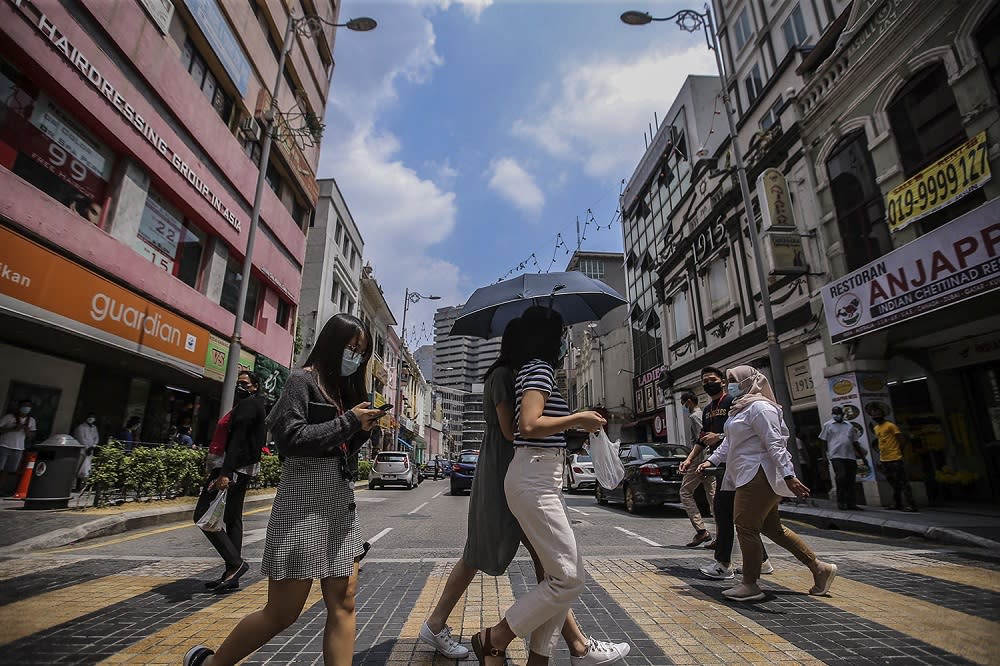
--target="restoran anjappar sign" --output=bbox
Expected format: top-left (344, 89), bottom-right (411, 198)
top-left (822, 197), bottom-right (1000, 343)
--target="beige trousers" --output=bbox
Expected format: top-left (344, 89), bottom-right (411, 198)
top-left (680, 471), bottom-right (716, 533)
top-left (734, 467), bottom-right (817, 585)
top-left (504, 447), bottom-right (586, 657)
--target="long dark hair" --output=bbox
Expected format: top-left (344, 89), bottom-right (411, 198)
top-left (510, 306), bottom-right (563, 370)
top-left (484, 318), bottom-right (523, 381)
top-left (304, 313), bottom-right (372, 407)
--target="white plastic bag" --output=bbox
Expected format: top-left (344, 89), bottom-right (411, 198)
top-left (196, 488), bottom-right (228, 532)
top-left (589, 430), bottom-right (625, 489)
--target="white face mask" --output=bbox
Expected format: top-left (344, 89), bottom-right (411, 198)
top-left (86, 417), bottom-right (97, 425)
top-left (18, 406), bottom-right (31, 415)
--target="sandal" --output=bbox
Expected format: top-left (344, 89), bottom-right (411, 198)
top-left (471, 627), bottom-right (506, 664)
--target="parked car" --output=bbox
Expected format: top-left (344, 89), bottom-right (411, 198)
top-left (369, 451), bottom-right (420, 490)
top-left (450, 450), bottom-right (479, 495)
top-left (595, 443), bottom-right (689, 513)
top-left (422, 458), bottom-right (451, 479)
top-left (564, 452), bottom-right (596, 492)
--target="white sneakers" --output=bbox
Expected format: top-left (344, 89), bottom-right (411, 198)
top-left (699, 561), bottom-right (735, 579)
top-left (570, 637), bottom-right (631, 665)
top-left (809, 562), bottom-right (838, 596)
top-left (734, 559), bottom-right (774, 575)
top-left (419, 621), bottom-right (470, 658)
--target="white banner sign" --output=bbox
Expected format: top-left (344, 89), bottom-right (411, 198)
top-left (822, 198), bottom-right (1000, 343)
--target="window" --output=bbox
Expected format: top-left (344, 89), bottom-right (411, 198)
top-left (291, 199), bottom-right (307, 229)
top-left (241, 137), bottom-right (261, 165)
top-left (708, 260), bottom-right (729, 310)
top-left (330, 277), bottom-right (340, 303)
top-left (887, 64), bottom-right (966, 176)
top-left (350, 249), bottom-right (358, 269)
top-left (180, 38), bottom-right (233, 123)
top-left (578, 258), bottom-right (606, 281)
top-left (276, 299), bottom-right (292, 329)
top-left (744, 63), bottom-right (764, 106)
top-left (220, 258), bottom-right (262, 325)
top-left (265, 162), bottom-right (281, 194)
top-left (334, 219), bottom-right (342, 242)
top-left (244, 275), bottom-right (262, 325)
top-left (760, 96), bottom-right (783, 130)
top-left (782, 4), bottom-right (808, 52)
top-left (826, 131), bottom-right (891, 270)
top-left (977, 4), bottom-right (1000, 95)
top-left (734, 8), bottom-right (752, 51)
top-left (671, 289), bottom-right (691, 341)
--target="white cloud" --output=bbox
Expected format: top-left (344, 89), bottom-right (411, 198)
top-left (512, 45), bottom-right (717, 178)
top-left (487, 157), bottom-right (544, 215)
top-left (425, 158), bottom-right (459, 189)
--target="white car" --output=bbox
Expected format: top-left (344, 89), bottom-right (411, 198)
top-left (564, 452), bottom-right (596, 492)
top-left (369, 451), bottom-right (419, 489)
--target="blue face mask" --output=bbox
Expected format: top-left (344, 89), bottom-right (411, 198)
top-left (727, 382), bottom-right (742, 399)
top-left (833, 414), bottom-right (844, 422)
top-left (682, 405), bottom-right (691, 415)
top-left (341, 349), bottom-right (363, 376)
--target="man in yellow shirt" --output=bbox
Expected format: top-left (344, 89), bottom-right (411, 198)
top-left (871, 407), bottom-right (917, 512)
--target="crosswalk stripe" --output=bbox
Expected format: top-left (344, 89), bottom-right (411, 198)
top-left (0, 556), bottom-right (87, 582)
top-left (893, 562), bottom-right (1000, 594)
top-left (0, 575), bottom-right (174, 646)
top-left (768, 567), bottom-right (999, 665)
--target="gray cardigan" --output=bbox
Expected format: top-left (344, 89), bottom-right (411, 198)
top-left (267, 369), bottom-right (369, 459)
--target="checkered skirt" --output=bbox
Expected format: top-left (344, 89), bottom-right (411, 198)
top-left (261, 456), bottom-right (364, 580)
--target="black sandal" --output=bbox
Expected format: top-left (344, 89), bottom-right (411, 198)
top-left (471, 628), bottom-right (506, 664)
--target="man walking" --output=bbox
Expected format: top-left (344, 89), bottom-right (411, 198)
top-left (678, 391), bottom-right (715, 547)
top-left (0, 400), bottom-right (36, 493)
top-left (871, 407), bottom-right (917, 512)
top-left (194, 371), bottom-right (267, 591)
top-left (818, 407), bottom-right (862, 510)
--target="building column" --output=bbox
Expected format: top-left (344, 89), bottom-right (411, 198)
top-left (203, 238), bottom-right (229, 304)
top-left (106, 158), bottom-right (149, 246)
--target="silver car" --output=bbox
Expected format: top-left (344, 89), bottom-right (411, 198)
top-left (369, 452), bottom-right (419, 490)
top-left (564, 452), bottom-right (596, 492)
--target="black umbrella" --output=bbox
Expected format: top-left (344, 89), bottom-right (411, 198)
top-left (449, 272), bottom-right (627, 339)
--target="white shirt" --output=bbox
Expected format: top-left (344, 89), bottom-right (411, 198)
top-left (0, 414), bottom-right (36, 451)
top-left (74, 423), bottom-right (100, 449)
top-left (818, 419), bottom-right (858, 460)
top-left (707, 401), bottom-right (795, 496)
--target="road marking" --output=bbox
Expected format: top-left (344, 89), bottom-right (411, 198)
top-left (367, 528), bottom-right (393, 545)
top-left (567, 506), bottom-right (590, 516)
top-left (408, 502), bottom-right (429, 515)
top-left (613, 526), bottom-right (662, 547)
top-left (357, 497), bottom-right (387, 503)
top-left (432, 491), bottom-right (443, 498)
top-left (242, 527), bottom-right (267, 545)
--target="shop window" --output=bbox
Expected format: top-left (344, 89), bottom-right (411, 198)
top-left (220, 257), bottom-right (260, 325)
top-left (977, 3), bottom-right (1000, 95)
top-left (132, 189), bottom-right (205, 289)
top-left (826, 131), bottom-right (891, 270)
top-left (782, 4), bottom-right (808, 52)
top-left (744, 63), bottom-right (764, 106)
top-left (180, 38), bottom-right (234, 124)
top-left (0, 65), bottom-right (113, 224)
top-left (887, 64), bottom-right (966, 176)
top-left (734, 8), bottom-right (752, 51)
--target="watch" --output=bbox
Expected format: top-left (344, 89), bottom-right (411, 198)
top-left (783, 474), bottom-right (795, 481)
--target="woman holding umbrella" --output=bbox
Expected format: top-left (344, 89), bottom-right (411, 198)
top-left (471, 306), bottom-right (609, 666)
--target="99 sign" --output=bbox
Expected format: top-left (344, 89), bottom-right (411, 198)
top-left (886, 132), bottom-right (991, 232)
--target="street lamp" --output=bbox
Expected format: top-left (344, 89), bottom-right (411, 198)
top-left (621, 6), bottom-right (801, 477)
top-left (393, 289), bottom-right (440, 449)
top-left (219, 13), bottom-right (377, 417)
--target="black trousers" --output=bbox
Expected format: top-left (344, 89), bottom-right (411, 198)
top-left (713, 466), bottom-right (767, 565)
top-left (193, 468), bottom-right (249, 570)
top-left (831, 458), bottom-right (858, 508)
top-left (882, 460), bottom-right (916, 509)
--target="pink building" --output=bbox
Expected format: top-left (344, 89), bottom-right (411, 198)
top-left (0, 0), bottom-right (338, 445)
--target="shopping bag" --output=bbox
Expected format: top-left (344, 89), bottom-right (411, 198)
top-left (196, 488), bottom-right (228, 532)
top-left (589, 429), bottom-right (625, 489)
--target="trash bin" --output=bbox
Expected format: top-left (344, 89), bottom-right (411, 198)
top-left (24, 434), bottom-right (85, 510)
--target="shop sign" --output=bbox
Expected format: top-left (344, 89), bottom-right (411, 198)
top-left (653, 414), bottom-right (669, 437)
top-left (133, 191), bottom-right (185, 272)
top-left (886, 132), bottom-right (991, 233)
top-left (757, 169), bottom-right (806, 276)
top-left (827, 372), bottom-right (887, 482)
top-left (822, 197), bottom-right (1000, 343)
top-left (180, 0), bottom-right (250, 96)
top-left (929, 330), bottom-right (1000, 371)
top-left (254, 353), bottom-right (289, 407)
top-left (633, 365), bottom-right (666, 415)
top-left (136, 0), bottom-right (174, 34)
top-left (30, 95), bottom-right (112, 179)
top-left (203, 333), bottom-right (255, 381)
top-left (7, 0), bottom-right (243, 233)
top-left (757, 168), bottom-right (794, 230)
top-left (0, 225), bottom-right (209, 373)
top-left (786, 360), bottom-right (815, 402)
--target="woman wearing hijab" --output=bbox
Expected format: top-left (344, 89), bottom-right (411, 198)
top-left (697, 365), bottom-right (837, 602)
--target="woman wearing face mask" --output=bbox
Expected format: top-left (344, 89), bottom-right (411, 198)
top-left (72, 413), bottom-right (100, 492)
top-left (697, 366), bottom-right (837, 602)
top-left (185, 313), bottom-right (384, 666)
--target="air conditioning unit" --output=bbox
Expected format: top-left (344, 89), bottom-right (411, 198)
top-left (239, 115), bottom-right (262, 141)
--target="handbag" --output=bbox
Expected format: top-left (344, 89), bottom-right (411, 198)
top-left (589, 429), bottom-right (625, 489)
top-left (195, 488), bottom-right (228, 532)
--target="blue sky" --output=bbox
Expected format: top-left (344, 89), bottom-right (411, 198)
top-left (317, 1), bottom-right (716, 347)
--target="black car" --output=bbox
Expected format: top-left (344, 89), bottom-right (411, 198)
top-left (595, 443), bottom-right (689, 513)
top-left (450, 450), bottom-right (479, 495)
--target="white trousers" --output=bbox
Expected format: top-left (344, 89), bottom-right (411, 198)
top-left (504, 447), bottom-right (586, 656)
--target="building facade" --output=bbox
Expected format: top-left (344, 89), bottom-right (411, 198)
top-left (432, 305), bottom-right (502, 393)
top-left (358, 263), bottom-right (397, 457)
top-left (298, 177), bottom-right (364, 365)
top-left (0, 0), bottom-right (339, 445)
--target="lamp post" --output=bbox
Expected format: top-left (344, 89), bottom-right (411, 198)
top-left (621, 7), bottom-right (801, 477)
top-left (394, 289), bottom-right (440, 449)
top-left (219, 13), bottom-right (377, 418)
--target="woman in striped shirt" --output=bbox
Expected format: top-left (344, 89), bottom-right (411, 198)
top-left (472, 306), bottom-right (608, 666)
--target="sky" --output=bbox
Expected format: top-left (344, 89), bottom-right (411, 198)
top-left (317, 0), bottom-right (717, 348)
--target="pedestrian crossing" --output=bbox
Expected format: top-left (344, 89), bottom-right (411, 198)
top-left (0, 549), bottom-right (997, 665)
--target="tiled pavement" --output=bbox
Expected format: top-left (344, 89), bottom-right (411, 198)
top-left (0, 549), bottom-right (998, 665)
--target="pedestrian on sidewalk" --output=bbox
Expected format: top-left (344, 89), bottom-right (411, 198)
top-left (697, 366), bottom-right (838, 602)
top-left (117, 416), bottom-right (140, 453)
top-left (185, 313), bottom-right (383, 666)
top-left (470, 307), bottom-right (610, 666)
top-left (818, 407), bottom-right (863, 510)
top-left (193, 370), bottom-right (266, 593)
top-left (679, 368), bottom-right (771, 580)
top-left (421, 318), bottom-right (628, 666)
top-left (0, 400), bottom-right (36, 493)
top-left (678, 391), bottom-right (715, 548)
top-left (871, 407), bottom-right (918, 511)
top-left (72, 413), bottom-right (99, 493)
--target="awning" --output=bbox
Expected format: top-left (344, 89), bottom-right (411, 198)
top-left (397, 438), bottom-right (413, 450)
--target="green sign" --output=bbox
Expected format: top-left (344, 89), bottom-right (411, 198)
top-left (255, 353), bottom-right (290, 407)
top-left (204, 333), bottom-right (255, 381)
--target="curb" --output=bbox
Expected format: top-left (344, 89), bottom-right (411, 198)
top-left (777, 504), bottom-right (1000, 550)
top-left (0, 492), bottom-right (277, 555)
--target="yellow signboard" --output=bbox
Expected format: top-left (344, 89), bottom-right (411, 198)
top-left (886, 131), bottom-right (991, 232)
